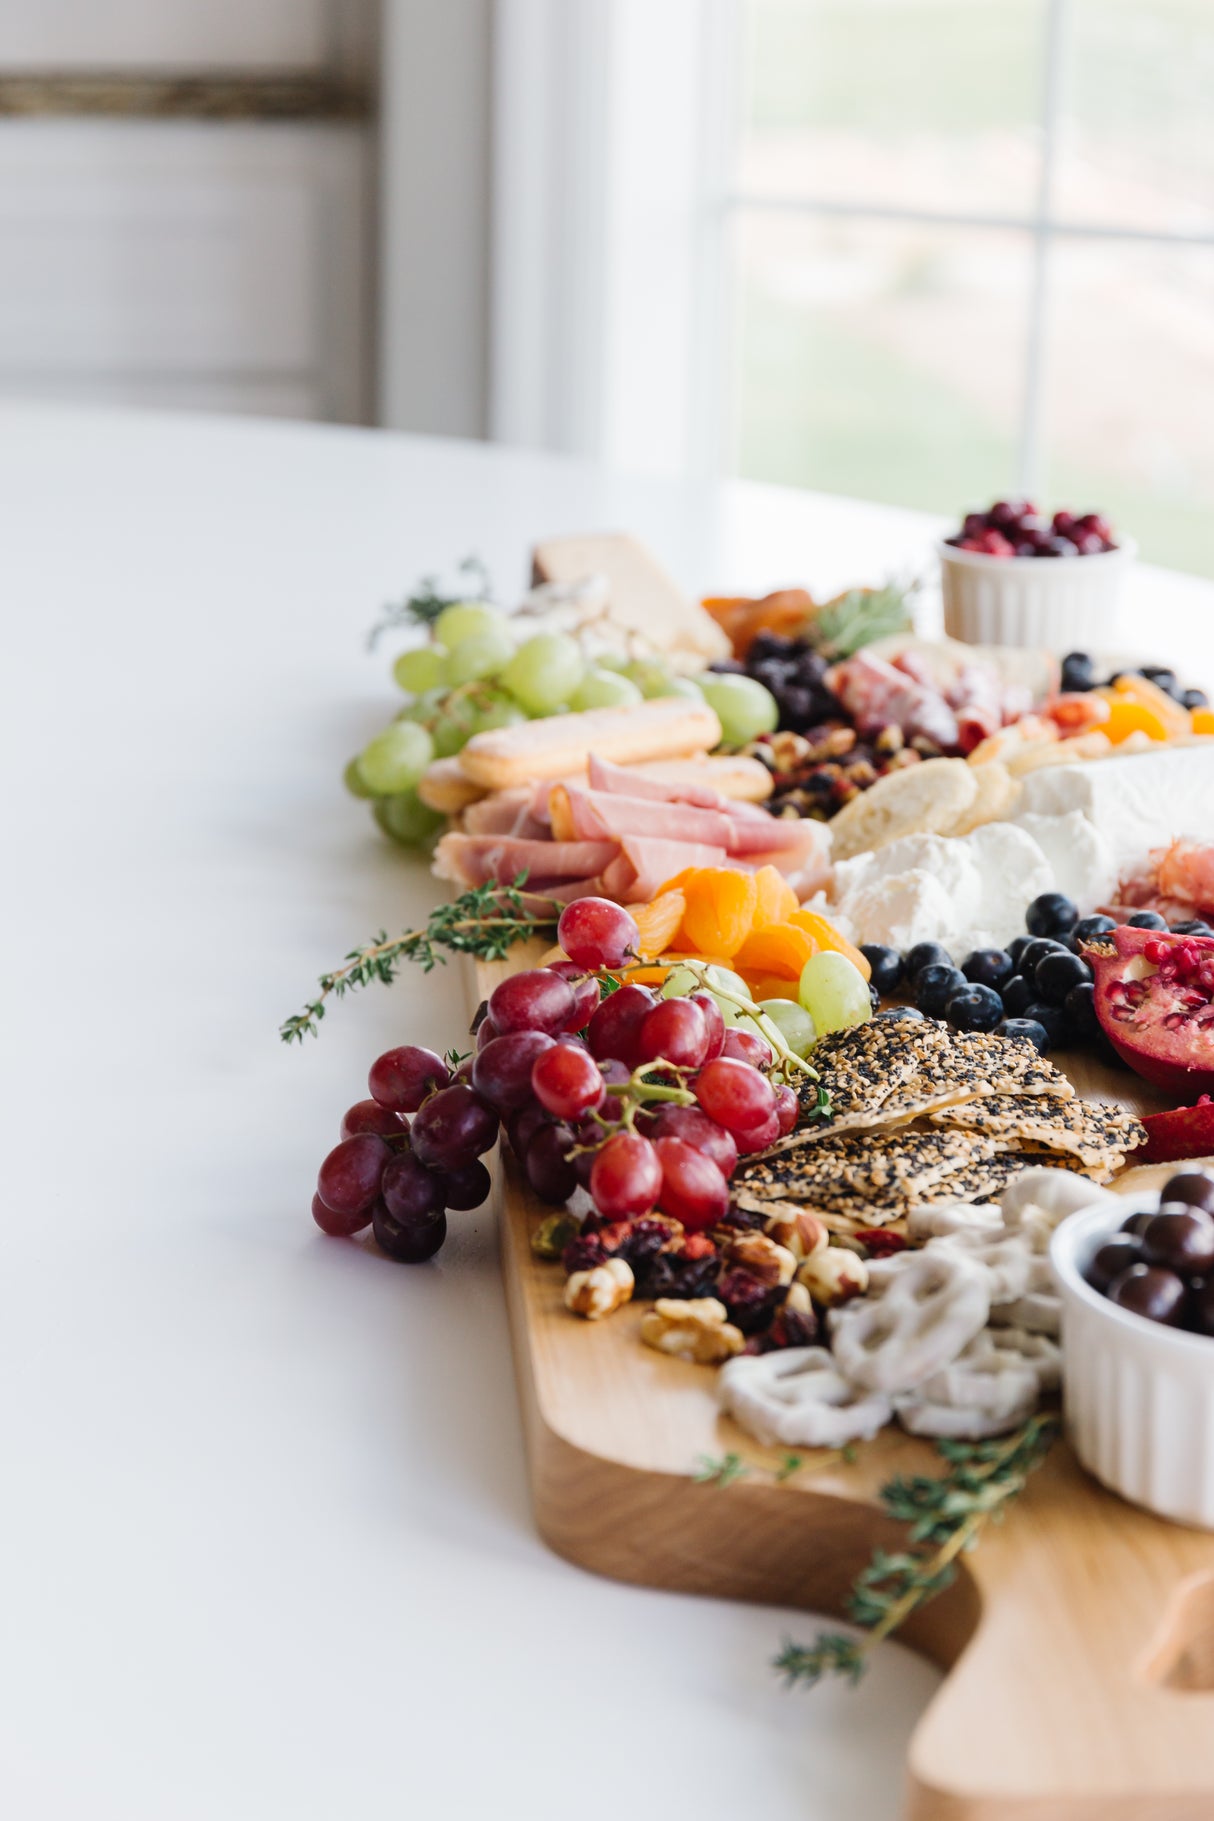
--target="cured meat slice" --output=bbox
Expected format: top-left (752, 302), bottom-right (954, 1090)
top-left (586, 752), bottom-right (725, 810)
top-left (433, 834), bottom-right (618, 891)
top-left (563, 785), bottom-right (734, 848)
top-left (460, 789), bottom-right (532, 835)
top-left (598, 837), bottom-right (730, 904)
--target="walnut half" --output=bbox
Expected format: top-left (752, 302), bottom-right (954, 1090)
top-left (565, 1257), bottom-right (634, 1320)
top-left (723, 1231), bottom-right (797, 1287)
top-left (640, 1297), bottom-right (745, 1365)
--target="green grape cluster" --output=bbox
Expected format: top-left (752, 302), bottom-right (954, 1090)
top-left (343, 595), bottom-right (779, 848)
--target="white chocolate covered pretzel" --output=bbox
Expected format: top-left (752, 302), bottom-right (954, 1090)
top-left (830, 1249), bottom-right (990, 1395)
top-left (718, 1347), bottom-right (892, 1449)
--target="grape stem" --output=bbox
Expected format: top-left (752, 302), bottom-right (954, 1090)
top-left (672, 961), bottom-right (818, 1082)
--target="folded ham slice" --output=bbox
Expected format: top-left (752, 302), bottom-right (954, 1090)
top-left (564, 784), bottom-right (735, 849)
top-left (433, 834), bottom-right (618, 892)
top-left (599, 837), bottom-right (730, 904)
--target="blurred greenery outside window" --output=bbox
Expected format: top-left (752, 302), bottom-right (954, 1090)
top-left (731, 0), bottom-right (1214, 576)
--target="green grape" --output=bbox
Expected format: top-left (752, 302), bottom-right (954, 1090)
top-left (662, 675), bottom-right (705, 702)
top-left (596, 651), bottom-right (631, 673)
top-left (501, 632), bottom-right (586, 715)
top-left (343, 756), bottom-right (374, 799)
top-left (433, 711), bottom-right (473, 758)
top-left (393, 645), bottom-right (447, 693)
top-left (396, 686), bottom-right (447, 725)
top-left (468, 694), bottom-right (527, 735)
top-left (434, 601), bottom-right (508, 650)
top-left (373, 789), bottom-right (446, 848)
top-left (757, 997), bottom-right (817, 1058)
top-left (624, 657), bottom-right (675, 699)
top-left (570, 668), bottom-right (643, 711)
top-left (798, 952), bottom-right (872, 1038)
top-left (444, 624), bottom-right (515, 686)
top-left (698, 673), bottom-right (779, 745)
top-left (358, 721), bottom-right (434, 793)
top-left (660, 963), bottom-right (750, 1010)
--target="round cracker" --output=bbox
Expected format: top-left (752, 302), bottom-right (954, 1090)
top-left (948, 759), bottom-right (1020, 835)
top-left (828, 758), bottom-right (978, 861)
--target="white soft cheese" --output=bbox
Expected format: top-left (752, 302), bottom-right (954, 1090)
top-left (1014, 809), bottom-right (1118, 908)
top-left (1015, 746), bottom-right (1214, 876)
top-left (824, 822), bottom-right (1055, 958)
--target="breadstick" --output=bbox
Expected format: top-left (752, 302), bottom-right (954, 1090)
top-left (458, 699), bottom-right (722, 791)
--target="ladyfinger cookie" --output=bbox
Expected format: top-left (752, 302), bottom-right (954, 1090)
top-left (457, 698), bottom-right (722, 791)
top-left (416, 757), bottom-right (488, 814)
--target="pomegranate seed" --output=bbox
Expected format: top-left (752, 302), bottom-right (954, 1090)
top-left (1145, 939), bottom-right (1170, 964)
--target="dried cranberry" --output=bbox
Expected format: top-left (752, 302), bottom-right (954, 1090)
top-left (635, 1251), bottom-right (720, 1301)
top-left (749, 1301), bottom-right (818, 1353)
top-left (619, 1215), bottom-right (680, 1272)
top-left (854, 1229), bottom-right (908, 1260)
top-left (594, 1220), bottom-right (635, 1255)
top-left (717, 1267), bottom-right (780, 1335)
top-left (679, 1232), bottom-right (718, 1262)
top-left (714, 1204), bottom-right (766, 1232)
top-left (561, 1235), bottom-right (608, 1276)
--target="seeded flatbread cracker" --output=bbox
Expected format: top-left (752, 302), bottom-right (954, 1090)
top-left (929, 1095), bottom-right (1145, 1168)
top-left (827, 758), bottom-right (979, 862)
top-left (737, 1128), bottom-right (1001, 1204)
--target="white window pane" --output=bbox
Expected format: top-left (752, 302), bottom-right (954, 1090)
top-left (1041, 240), bottom-right (1214, 577)
top-left (732, 213), bottom-right (1032, 513)
top-left (1054, 0), bottom-right (1214, 235)
top-left (738, 0), bottom-right (1047, 216)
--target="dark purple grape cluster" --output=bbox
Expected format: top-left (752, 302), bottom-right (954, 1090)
top-left (718, 631), bottom-right (846, 735)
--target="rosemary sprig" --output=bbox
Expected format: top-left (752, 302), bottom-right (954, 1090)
top-left (280, 878), bottom-right (559, 1043)
top-left (367, 555), bottom-right (493, 648)
top-left (776, 1413), bottom-right (1058, 1691)
top-left (812, 576), bottom-right (918, 660)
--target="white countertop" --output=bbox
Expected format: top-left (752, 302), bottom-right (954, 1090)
top-left (4, 403), bottom-right (1211, 1821)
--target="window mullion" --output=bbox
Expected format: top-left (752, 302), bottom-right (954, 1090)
top-left (1019, 0), bottom-right (1070, 497)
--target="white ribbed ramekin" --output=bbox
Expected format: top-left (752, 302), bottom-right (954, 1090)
top-left (1051, 1196), bottom-right (1214, 1530)
top-left (939, 538), bottom-right (1136, 650)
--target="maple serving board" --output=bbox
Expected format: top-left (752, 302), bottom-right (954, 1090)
top-left (473, 951), bottom-right (1214, 1821)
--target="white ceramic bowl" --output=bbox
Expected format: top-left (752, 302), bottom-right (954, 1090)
top-left (939, 537), bottom-right (1136, 650)
top-left (1051, 1194), bottom-right (1214, 1529)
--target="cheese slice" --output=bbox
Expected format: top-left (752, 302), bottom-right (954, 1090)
top-left (531, 532), bottom-right (732, 663)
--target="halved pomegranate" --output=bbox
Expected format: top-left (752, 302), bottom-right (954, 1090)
top-left (1085, 926), bottom-right (1214, 1095)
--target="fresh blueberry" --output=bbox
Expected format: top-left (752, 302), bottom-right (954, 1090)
top-left (868, 981), bottom-right (881, 1012)
top-left (995, 1018), bottom-right (1051, 1056)
top-left (1126, 911), bottom-right (1168, 930)
top-left (915, 963), bottom-right (968, 1019)
top-left (1001, 974), bottom-right (1039, 1018)
top-left (1064, 980), bottom-right (1100, 1041)
top-left (944, 984), bottom-right (1004, 1033)
top-left (1060, 651), bottom-right (1096, 693)
top-left (904, 941), bottom-right (954, 980)
top-left (1138, 666), bottom-right (1178, 695)
top-left (1006, 934), bottom-right (1034, 970)
top-left (1019, 936), bottom-right (1070, 977)
top-left (1181, 688), bottom-right (1209, 712)
top-left (1026, 892), bottom-right (1079, 939)
top-left (873, 1006), bottom-right (925, 1023)
top-left (1171, 919), bottom-right (1214, 937)
top-left (962, 948), bottom-right (1015, 991)
top-left (860, 944), bottom-right (904, 995)
top-left (1023, 1002), bottom-right (1067, 1048)
top-left (1035, 950), bottom-right (1093, 1005)
top-left (1074, 914), bottom-right (1117, 945)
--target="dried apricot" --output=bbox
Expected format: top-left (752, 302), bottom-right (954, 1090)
top-left (1102, 673), bottom-right (1190, 740)
top-left (681, 868), bottom-right (759, 958)
top-left (734, 922), bottom-right (818, 980)
top-left (751, 864), bottom-right (801, 928)
top-left (630, 890), bottom-right (686, 961)
top-left (1100, 697), bottom-right (1170, 744)
top-left (736, 971), bottom-right (801, 1004)
top-left (787, 909), bottom-right (872, 980)
top-left (1192, 709), bottom-right (1214, 737)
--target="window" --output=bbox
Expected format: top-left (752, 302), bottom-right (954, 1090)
top-left (726, 0), bottom-right (1214, 576)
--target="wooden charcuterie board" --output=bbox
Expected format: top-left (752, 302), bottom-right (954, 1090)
top-left (474, 952), bottom-right (1214, 1821)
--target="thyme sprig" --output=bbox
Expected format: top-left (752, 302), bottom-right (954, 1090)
top-left (776, 1414), bottom-right (1058, 1691)
top-left (280, 878), bottom-right (560, 1043)
top-left (367, 555), bottom-right (493, 648)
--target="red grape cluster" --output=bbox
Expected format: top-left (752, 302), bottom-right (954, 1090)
top-left (309, 897), bottom-right (800, 1269)
top-left (312, 1044), bottom-right (496, 1263)
top-left (484, 899), bottom-right (797, 1235)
